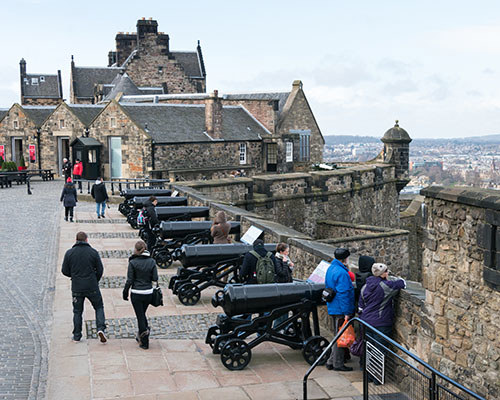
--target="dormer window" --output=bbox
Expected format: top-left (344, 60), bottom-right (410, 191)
top-left (40, 76), bottom-right (45, 82)
top-left (110, 117), bottom-right (116, 128)
top-left (13, 120), bottom-right (19, 129)
top-left (31, 77), bottom-right (38, 85)
top-left (59, 119), bottom-right (65, 129)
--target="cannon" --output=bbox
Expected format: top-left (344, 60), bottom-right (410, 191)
top-left (169, 243), bottom-right (276, 306)
top-left (134, 206), bottom-right (210, 232)
top-left (206, 281), bottom-right (330, 370)
top-left (118, 189), bottom-right (172, 215)
top-left (151, 221), bottom-right (241, 268)
top-left (126, 196), bottom-right (188, 227)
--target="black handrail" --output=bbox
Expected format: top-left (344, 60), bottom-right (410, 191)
top-left (302, 317), bottom-right (485, 400)
top-left (73, 178), bottom-right (170, 196)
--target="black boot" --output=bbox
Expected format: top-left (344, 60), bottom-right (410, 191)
top-left (139, 331), bottom-right (149, 349)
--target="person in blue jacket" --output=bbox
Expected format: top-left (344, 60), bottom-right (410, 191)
top-left (325, 248), bottom-right (355, 371)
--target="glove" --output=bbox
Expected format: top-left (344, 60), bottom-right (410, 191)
top-left (122, 290), bottom-right (129, 301)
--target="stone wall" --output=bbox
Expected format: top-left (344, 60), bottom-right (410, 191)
top-left (408, 186), bottom-right (500, 399)
top-left (178, 178), bottom-right (253, 204)
top-left (125, 34), bottom-right (200, 93)
top-left (89, 101), bottom-right (152, 179)
top-left (400, 195), bottom-right (424, 282)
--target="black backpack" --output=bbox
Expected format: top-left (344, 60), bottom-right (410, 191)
top-left (251, 251), bottom-right (275, 284)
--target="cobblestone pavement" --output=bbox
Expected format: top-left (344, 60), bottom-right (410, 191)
top-left (85, 313), bottom-right (217, 340)
top-left (0, 180), bottom-right (61, 399)
top-left (98, 249), bottom-right (133, 258)
top-left (99, 275), bottom-right (170, 289)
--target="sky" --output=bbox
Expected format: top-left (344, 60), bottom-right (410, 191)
top-left (2, 0), bottom-right (500, 138)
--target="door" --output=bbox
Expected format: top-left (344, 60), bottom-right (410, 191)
top-left (86, 147), bottom-right (100, 180)
top-left (109, 137), bottom-right (122, 178)
top-left (58, 137), bottom-right (70, 173)
top-left (11, 137), bottom-right (23, 164)
top-left (266, 143), bottom-right (277, 172)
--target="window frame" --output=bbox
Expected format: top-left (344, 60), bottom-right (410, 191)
top-left (239, 143), bottom-right (247, 165)
top-left (110, 117), bottom-right (117, 128)
top-left (286, 141), bottom-right (293, 162)
top-left (59, 119), bottom-right (65, 129)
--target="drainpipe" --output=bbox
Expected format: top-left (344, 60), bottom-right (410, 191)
top-left (151, 139), bottom-right (156, 176)
top-left (36, 128), bottom-right (41, 170)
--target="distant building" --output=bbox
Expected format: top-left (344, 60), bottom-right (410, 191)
top-left (19, 59), bottom-right (63, 106)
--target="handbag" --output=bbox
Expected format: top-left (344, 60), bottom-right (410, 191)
top-left (350, 336), bottom-right (365, 356)
top-left (151, 285), bottom-right (163, 307)
top-left (321, 287), bottom-right (336, 302)
top-left (337, 318), bottom-right (356, 348)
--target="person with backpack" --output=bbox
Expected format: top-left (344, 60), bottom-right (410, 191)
top-left (240, 239), bottom-right (277, 284)
top-left (91, 177), bottom-right (109, 219)
top-left (143, 196), bottom-right (159, 252)
top-left (354, 255), bottom-right (374, 307)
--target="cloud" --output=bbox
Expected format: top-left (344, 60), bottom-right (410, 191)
top-left (377, 58), bottom-right (416, 76)
top-left (382, 79), bottom-right (418, 96)
top-left (311, 54), bottom-right (374, 88)
top-left (483, 68), bottom-right (495, 75)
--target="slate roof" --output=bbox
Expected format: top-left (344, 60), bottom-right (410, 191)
top-left (68, 104), bottom-right (105, 126)
top-left (171, 52), bottom-right (204, 78)
top-left (224, 92), bottom-right (290, 114)
top-left (22, 106), bottom-right (57, 127)
top-left (104, 73), bottom-right (142, 101)
top-left (73, 66), bottom-right (122, 99)
top-left (71, 137), bottom-right (102, 147)
top-left (120, 104), bottom-right (270, 144)
top-left (23, 74), bottom-right (62, 98)
top-left (0, 109), bottom-right (8, 122)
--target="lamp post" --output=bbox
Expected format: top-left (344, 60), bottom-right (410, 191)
top-left (36, 128), bottom-right (41, 170)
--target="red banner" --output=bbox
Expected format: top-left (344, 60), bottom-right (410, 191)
top-left (0, 145), bottom-right (4, 160)
top-left (29, 144), bottom-right (36, 163)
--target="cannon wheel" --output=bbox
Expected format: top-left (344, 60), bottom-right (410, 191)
top-left (206, 325), bottom-right (221, 348)
top-left (118, 203), bottom-right (128, 216)
top-left (155, 250), bottom-right (172, 269)
top-left (220, 339), bottom-right (252, 370)
top-left (302, 336), bottom-right (330, 366)
top-left (177, 282), bottom-right (201, 306)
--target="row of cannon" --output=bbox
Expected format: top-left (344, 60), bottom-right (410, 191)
top-left (118, 189), bottom-right (331, 370)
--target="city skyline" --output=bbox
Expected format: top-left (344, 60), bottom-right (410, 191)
top-left (2, 1), bottom-right (500, 138)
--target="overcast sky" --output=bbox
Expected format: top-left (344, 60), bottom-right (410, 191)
top-left (2, 0), bottom-right (500, 138)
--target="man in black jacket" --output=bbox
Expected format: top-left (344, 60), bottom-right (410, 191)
top-left (91, 177), bottom-right (109, 219)
top-left (62, 231), bottom-right (107, 343)
top-left (240, 239), bottom-right (277, 284)
top-left (143, 196), bottom-right (159, 252)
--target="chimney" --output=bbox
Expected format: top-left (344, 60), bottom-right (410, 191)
top-left (20, 58), bottom-right (26, 77)
top-left (205, 90), bottom-right (223, 139)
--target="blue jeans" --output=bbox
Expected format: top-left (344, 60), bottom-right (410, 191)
top-left (72, 289), bottom-right (106, 340)
top-left (96, 202), bottom-right (106, 217)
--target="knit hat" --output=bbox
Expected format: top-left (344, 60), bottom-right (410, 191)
top-left (372, 263), bottom-right (389, 277)
top-left (66, 177), bottom-right (72, 183)
top-left (358, 255), bottom-right (375, 273)
top-left (334, 248), bottom-right (350, 260)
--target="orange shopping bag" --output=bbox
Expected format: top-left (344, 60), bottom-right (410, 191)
top-left (337, 317), bottom-right (355, 348)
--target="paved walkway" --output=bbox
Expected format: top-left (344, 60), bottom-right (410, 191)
top-left (46, 195), bottom-right (363, 399)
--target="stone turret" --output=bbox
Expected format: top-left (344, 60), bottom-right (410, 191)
top-left (381, 120), bottom-right (412, 192)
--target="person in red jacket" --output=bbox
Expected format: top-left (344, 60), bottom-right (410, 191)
top-left (73, 159), bottom-right (83, 191)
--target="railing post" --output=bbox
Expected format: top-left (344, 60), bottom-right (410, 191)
top-left (363, 337), bottom-right (368, 400)
top-left (87, 180), bottom-right (90, 194)
top-left (430, 372), bottom-right (437, 400)
top-left (111, 182), bottom-right (115, 196)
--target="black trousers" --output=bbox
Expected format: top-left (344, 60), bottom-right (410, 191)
top-left (65, 207), bottom-right (74, 218)
top-left (72, 289), bottom-right (106, 340)
top-left (131, 292), bottom-right (152, 334)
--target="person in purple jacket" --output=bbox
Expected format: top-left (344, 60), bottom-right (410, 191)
top-left (358, 263), bottom-right (406, 380)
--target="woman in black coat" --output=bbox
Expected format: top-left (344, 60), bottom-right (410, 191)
top-left (274, 243), bottom-right (294, 283)
top-left (60, 178), bottom-right (77, 222)
top-left (122, 240), bottom-right (159, 349)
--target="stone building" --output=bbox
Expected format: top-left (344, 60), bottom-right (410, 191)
top-left (69, 18), bottom-right (206, 104)
top-left (19, 59), bottom-right (63, 106)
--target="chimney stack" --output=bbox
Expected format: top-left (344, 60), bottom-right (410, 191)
top-left (205, 90), bottom-right (223, 139)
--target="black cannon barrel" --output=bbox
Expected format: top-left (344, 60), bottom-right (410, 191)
top-left (132, 196), bottom-right (188, 208)
top-left (156, 206), bottom-right (210, 220)
top-left (212, 281), bottom-right (325, 316)
top-left (159, 221), bottom-right (240, 239)
top-left (180, 243), bottom-right (276, 267)
top-left (120, 189), bottom-right (172, 200)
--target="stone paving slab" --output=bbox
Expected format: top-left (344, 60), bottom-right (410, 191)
top-left (47, 199), bottom-right (364, 399)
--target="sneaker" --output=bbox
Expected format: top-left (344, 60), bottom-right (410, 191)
top-left (70, 217), bottom-right (73, 222)
top-left (333, 365), bottom-right (353, 372)
top-left (97, 215), bottom-right (101, 219)
top-left (97, 330), bottom-right (107, 343)
top-left (101, 215), bottom-right (105, 218)
top-left (64, 217), bottom-right (68, 221)
top-left (72, 336), bottom-right (81, 342)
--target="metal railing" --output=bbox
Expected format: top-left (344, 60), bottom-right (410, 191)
top-left (74, 178), bottom-right (171, 196)
top-left (303, 317), bottom-right (485, 400)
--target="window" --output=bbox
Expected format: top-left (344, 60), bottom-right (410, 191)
top-left (31, 77), bottom-right (38, 85)
top-left (239, 143), bottom-right (247, 164)
top-left (110, 117), bottom-right (116, 128)
top-left (13, 120), bottom-right (19, 129)
top-left (88, 149), bottom-right (97, 163)
top-left (40, 76), bottom-right (45, 82)
top-left (299, 134), bottom-right (310, 161)
top-left (286, 142), bottom-right (293, 162)
top-left (267, 143), bottom-right (277, 164)
top-left (59, 119), bottom-right (65, 129)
